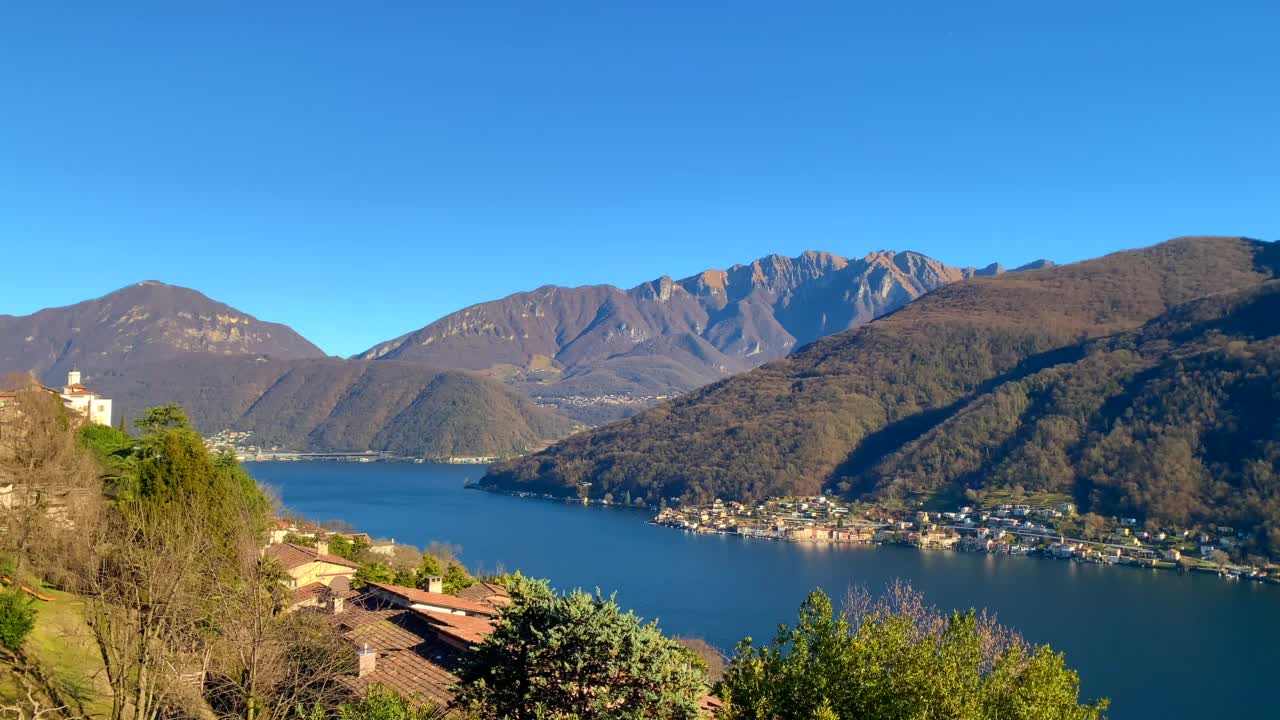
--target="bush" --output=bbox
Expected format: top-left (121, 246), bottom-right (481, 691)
top-left (0, 588), bottom-right (38, 652)
top-left (721, 584), bottom-right (1108, 720)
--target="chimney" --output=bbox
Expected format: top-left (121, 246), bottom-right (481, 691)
top-left (423, 575), bottom-right (443, 594)
top-left (357, 645), bottom-right (376, 677)
top-left (315, 539), bottom-right (328, 557)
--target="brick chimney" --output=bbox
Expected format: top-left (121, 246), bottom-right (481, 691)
top-left (423, 575), bottom-right (443, 594)
top-left (315, 539), bottom-right (329, 557)
top-left (357, 645), bottom-right (376, 677)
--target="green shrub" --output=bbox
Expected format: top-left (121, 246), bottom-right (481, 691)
top-left (0, 588), bottom-right (38, 652)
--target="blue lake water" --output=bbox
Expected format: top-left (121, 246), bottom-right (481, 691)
top-left (248, 461), bottom-right (1279, 720)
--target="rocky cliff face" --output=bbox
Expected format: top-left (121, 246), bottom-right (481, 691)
top-left (359, 249), bottom-right (1002, 421)
top-left (0, 281), bottom-right (327, 386)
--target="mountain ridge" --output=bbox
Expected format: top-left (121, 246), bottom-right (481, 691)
top-left (480, 236), bottom-right (1279, 551)
top-left (0, 281), bottom-right (576, 458)
top-left (356, 248), bottom-right (1020, 422)
top-left (0, 280), bottom-right (328, 385)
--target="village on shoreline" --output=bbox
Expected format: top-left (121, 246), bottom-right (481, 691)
top-left (481, 484), bottom-right (1280, 586)
top-left (651, 494), bottom-right (1279, 584)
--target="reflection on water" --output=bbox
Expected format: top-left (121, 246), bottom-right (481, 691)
top-left (249, 461), bottom-right (1280, 720)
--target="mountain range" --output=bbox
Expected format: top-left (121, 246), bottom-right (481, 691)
top-left (359, 250), bottom-right (1027, 422)
top-left (481, 237), bottom-right (1280, 556)
top-left (2, 247), bottom-right (1010, 453)
top-left (0, 281), bottom-right (573, 457)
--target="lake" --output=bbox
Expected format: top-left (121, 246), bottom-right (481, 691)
top-left (248, 461), bottom-right (1279, 720)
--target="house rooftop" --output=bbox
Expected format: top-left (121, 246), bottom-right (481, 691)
top-left (367, 582), bottom-right (499, 617)
top-left (413, 609), bottom-right (495, 646)
top-left (328, 594), bottom-right (465, 711)
top-left (455, 581), bottom-right (511, 607)
top-left (264, 542), bottom-right (361, 571)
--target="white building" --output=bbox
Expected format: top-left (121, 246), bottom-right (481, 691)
top-left (59, 369), bottom-right (112, 426)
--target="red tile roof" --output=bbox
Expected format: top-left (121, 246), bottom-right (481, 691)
top-left (454, 581), bottom-right (511, 608)
top-left (329, 594), bottom-right (465, 712)
top-left (291, 581), bottom-right (327, 607)
top-left (366, 582), bottom-right (498, 617)
top-left (265, 542), bottom-right (361, 571)
top-left (413, 609), bottom-right (495, 646)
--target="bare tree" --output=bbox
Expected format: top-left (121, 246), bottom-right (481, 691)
top-left (0, 375), bottom-right (101, 579)
top-left (203, 508), bottom-right (353, 720)
top-left (844, 580), bottom-right (1027, 675)
top-left (79, 500), bottom-right (223, 720)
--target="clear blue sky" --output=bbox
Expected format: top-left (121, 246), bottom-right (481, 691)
top-left (2, 2), bottom-right (1276, 356)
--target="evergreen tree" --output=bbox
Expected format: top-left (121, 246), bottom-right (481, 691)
top-left (454, 582), bottom-right (706, 719)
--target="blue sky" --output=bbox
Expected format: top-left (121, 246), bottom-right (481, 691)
top-left (2, 2), bottom-right (1276, 356)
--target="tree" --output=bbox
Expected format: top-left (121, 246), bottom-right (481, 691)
top-left (73, 404), bottom-right (273, 720)
top-left (673, 637), bottom-right (725, 683)
top-left (441, 563), bottom-right (474, 595)
top-left (0, 377), bottom-right (102, 578)
top-left (453, 583), bottom-right (707, 719)
top-left (132, 403), bottom-right (190, 433)
top-left (354, 563), bottom-right (397, 588)
top-left (0, 588), bottom-right (38, 652)
top-left (415, 554), bottom-right (442, 581)
top-left (328, 533), bottom-right (369, 562)
top-left (720, 584), bottom-right (1108, 720)
top-left (1210, 549), bottom-right (1231, 569)
top-left (1081, 513), bottom-right (1108, 541)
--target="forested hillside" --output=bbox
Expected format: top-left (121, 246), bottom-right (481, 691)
top-left (847, 281), bottom-right (1280, 552)
top-left (0, 282), bottom-right (577, 458)
top-left (94, 356), bottom-right (577, 458)
top-left (482, 237), bottom-right (1280, 549)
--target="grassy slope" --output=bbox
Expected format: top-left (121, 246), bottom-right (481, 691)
top-left (0, 585), bottom-right (112, 719)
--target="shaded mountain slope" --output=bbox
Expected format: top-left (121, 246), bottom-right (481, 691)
top-left (0, 282), bottom-right (576, 458)
top-left (94, 356), bottom-right (577, 458)
top-left (845, 280), bottom-right (1280, 553)
top-left (481, 237), bottom-right (1277, 513)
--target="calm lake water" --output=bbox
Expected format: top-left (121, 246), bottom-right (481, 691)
top-left (248, 461), bottom-right (1279, 720)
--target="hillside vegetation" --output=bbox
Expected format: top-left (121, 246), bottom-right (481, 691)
top-left (96, 357), bottom-right (577, 458)
top-left (483, 237), bottom-right (1280, 551)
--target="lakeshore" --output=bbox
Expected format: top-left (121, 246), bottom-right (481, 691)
top-left (250, 461), bottom-right (1280, 719)
top-left (477, 485), bottom-right (1280, 586)
top-left (648, 494), bottom-right (1280, 585)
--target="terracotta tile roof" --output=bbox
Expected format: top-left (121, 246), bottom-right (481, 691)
top-left (292, 581), bottom-right (327, 607)
top-left (330, 594), bottom-right (465, 711)
top-left (454, 581), bottom-right (510, 607)
top-left (413, 609), bottom-right (495, 646)
top-left (366, 582), bottom-right (498, 617)
top-left (700, 694), bottom-right (724, 716)
top-left (265, 542), bottom-right (361, 571)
